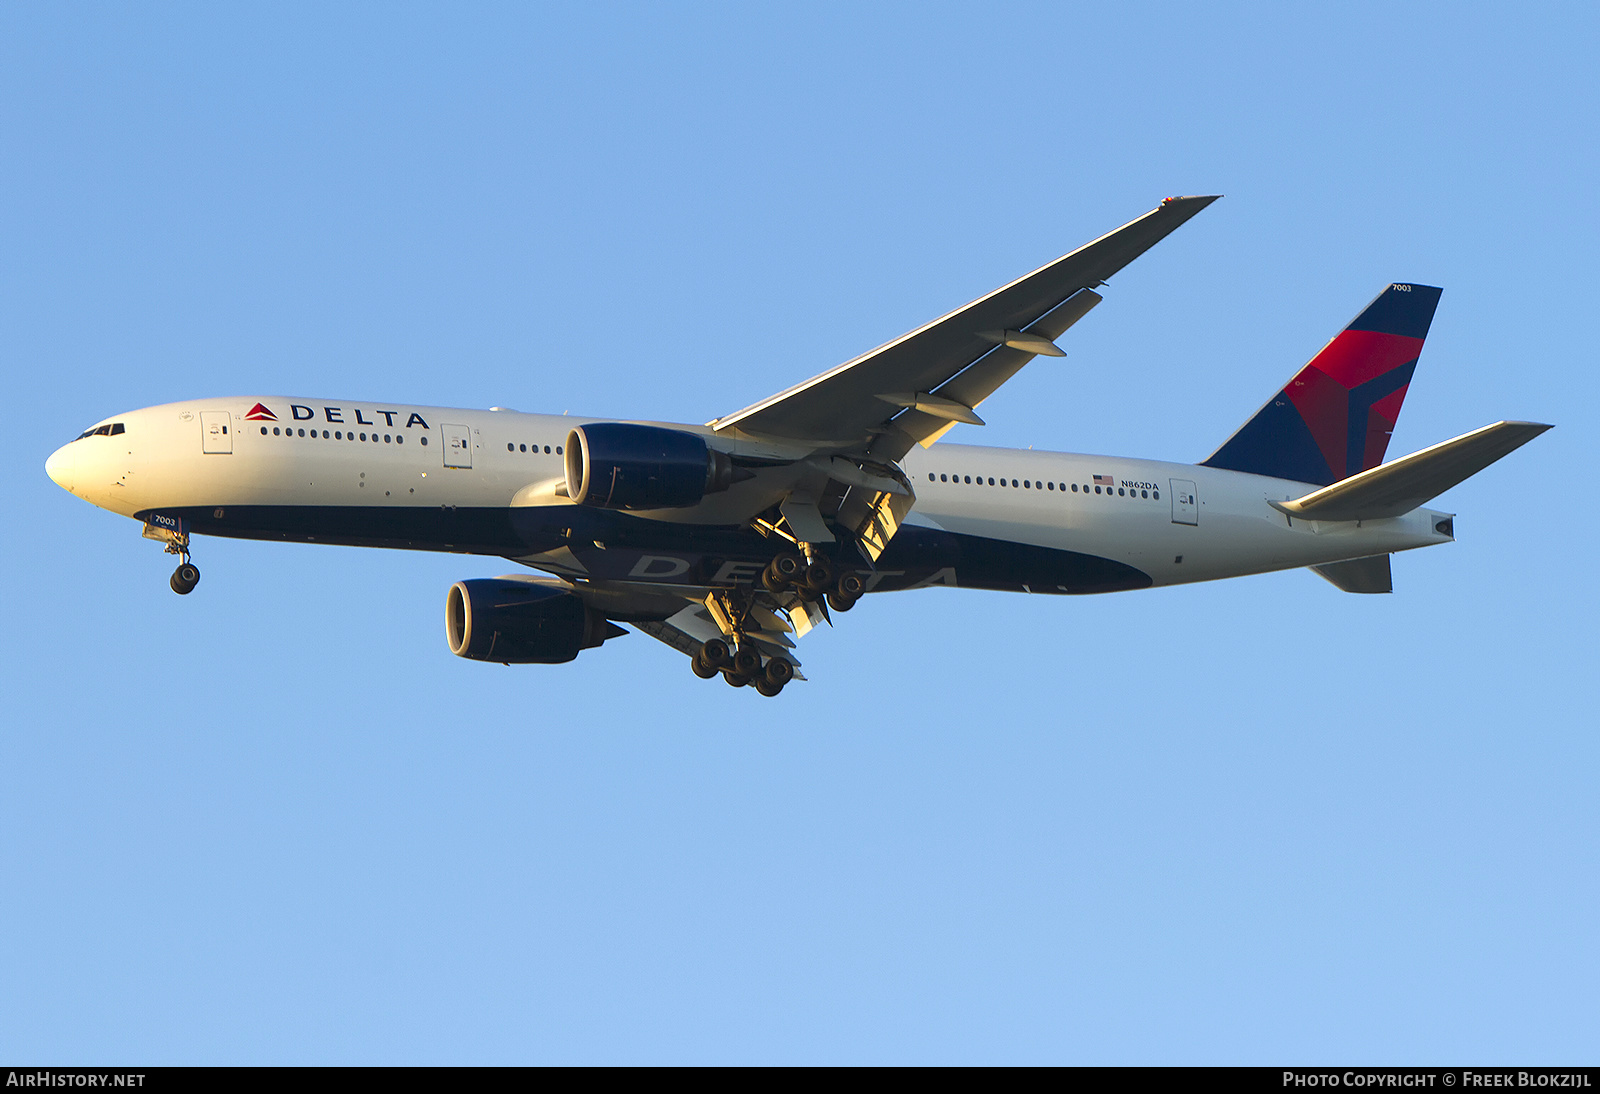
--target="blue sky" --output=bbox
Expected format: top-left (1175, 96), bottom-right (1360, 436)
top-left (3, 3), bottom-right (1596, 1063)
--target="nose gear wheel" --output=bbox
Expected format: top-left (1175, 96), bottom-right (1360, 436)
top-left (154, 524), bottom-right (201, 595)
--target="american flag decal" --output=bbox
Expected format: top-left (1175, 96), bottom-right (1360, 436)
top-left (1093, 474), bottom-right (1114, 487)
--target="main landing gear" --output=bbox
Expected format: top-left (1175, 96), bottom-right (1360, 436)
top-left (692, 638), bottom-right (795, 697)
top-left (761, 550), bottom-right (864, 611)
top-left (687, 549), bottom-right (870, 696)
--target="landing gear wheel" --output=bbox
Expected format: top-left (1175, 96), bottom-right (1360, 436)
top-left (802, 557), bottom-right (836, 594)
top-left (691, 654), bottom-right (719, 679)
top-left (722, 669), bottom-right (751, 688)
top-left (763, 657), bottom-right (794, 687)
top-left (826, 572), bottom-right (863, 612)
top-left (170, 562), bottom-right (200, 595)
top-left (755, 677), bottom-right (785, 697)
top-left (701, 638), bottom-right (731, 669)
top-left (763, 552), bottom-right (804, 593)
top-left (732, 646), bottom-right (763, 678)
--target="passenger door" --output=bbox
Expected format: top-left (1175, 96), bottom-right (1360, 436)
top-left (442, 423), bottom-right (473, 469)
top-left (201, 411), bottom-right (232, 454)
top-left (1170, 478), bottom-right (1198, 525)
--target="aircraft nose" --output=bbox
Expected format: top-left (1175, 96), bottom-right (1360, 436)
top-left (45, 444), bottom-right (75, 492)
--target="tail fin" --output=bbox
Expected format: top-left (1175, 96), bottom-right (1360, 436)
top-left (1201, 284), bottom-right (1443, 485)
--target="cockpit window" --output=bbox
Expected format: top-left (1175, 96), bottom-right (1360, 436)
top-left (74, 423), bottom-right (124, 440)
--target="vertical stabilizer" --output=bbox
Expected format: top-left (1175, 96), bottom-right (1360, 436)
top-left (1202, 284), bottom-right (1442, 486)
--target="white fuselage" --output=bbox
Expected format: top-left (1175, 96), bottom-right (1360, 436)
top-left (46, 396), bottom-right (1454, 591)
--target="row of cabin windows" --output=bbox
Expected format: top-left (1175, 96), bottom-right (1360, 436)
top-left (262, 425), bottom-right (426, 445)
top-left (75, 423), bottom-right (125, 440)
top-left (507, 442), bottom-right (563, 455)
top-left (928, 472), bottom-right (1158, 500)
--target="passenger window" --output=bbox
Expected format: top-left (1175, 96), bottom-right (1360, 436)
top-left (421, 437), bottom-right (428, 446)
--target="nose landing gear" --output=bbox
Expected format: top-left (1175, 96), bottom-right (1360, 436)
top-left (144, 518), bottom-right (201, 595)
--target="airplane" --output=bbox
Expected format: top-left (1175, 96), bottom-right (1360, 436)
top-left (44, 196), bottom-right (1550, 696)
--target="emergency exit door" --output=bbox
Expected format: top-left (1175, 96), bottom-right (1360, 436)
top-left (442, 423), bottom-right (473, 468)
top-left (201, 411), bottom-right (232, 454)
top-left (1170, 478), bottom-right (1198, 525)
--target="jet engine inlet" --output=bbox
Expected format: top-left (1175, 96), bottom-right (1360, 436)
top-left (446, 578), bottom-right (614, 664)
top-left (564, 423), bottom-right (743, 510)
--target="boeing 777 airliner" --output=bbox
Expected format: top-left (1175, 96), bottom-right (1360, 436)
top-left (45, 197), bottom-right (1549, 695)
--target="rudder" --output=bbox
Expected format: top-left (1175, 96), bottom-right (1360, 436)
top-left (1201, 284), bottom-right (1443, 486)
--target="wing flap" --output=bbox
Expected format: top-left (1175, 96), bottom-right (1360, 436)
top-left (891, 287), bottom-right (1103, 449)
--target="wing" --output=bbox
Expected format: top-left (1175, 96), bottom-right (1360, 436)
top-left (709, 195), bottom-right (1219, 457)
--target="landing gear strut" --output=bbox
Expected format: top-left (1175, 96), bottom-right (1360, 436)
top-left (156, 524), bottom-right (201, 595)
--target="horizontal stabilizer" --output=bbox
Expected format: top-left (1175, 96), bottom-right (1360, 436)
top-left (1311, 554), bottom-right (1392, 593)
top-left (1271, 420), bottom-right (1551, 522)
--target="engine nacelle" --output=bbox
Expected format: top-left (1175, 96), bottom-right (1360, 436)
top-left (564, 423), bottom-right (740, 510)
top-left (445, 579), bottom-right (613, 664)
